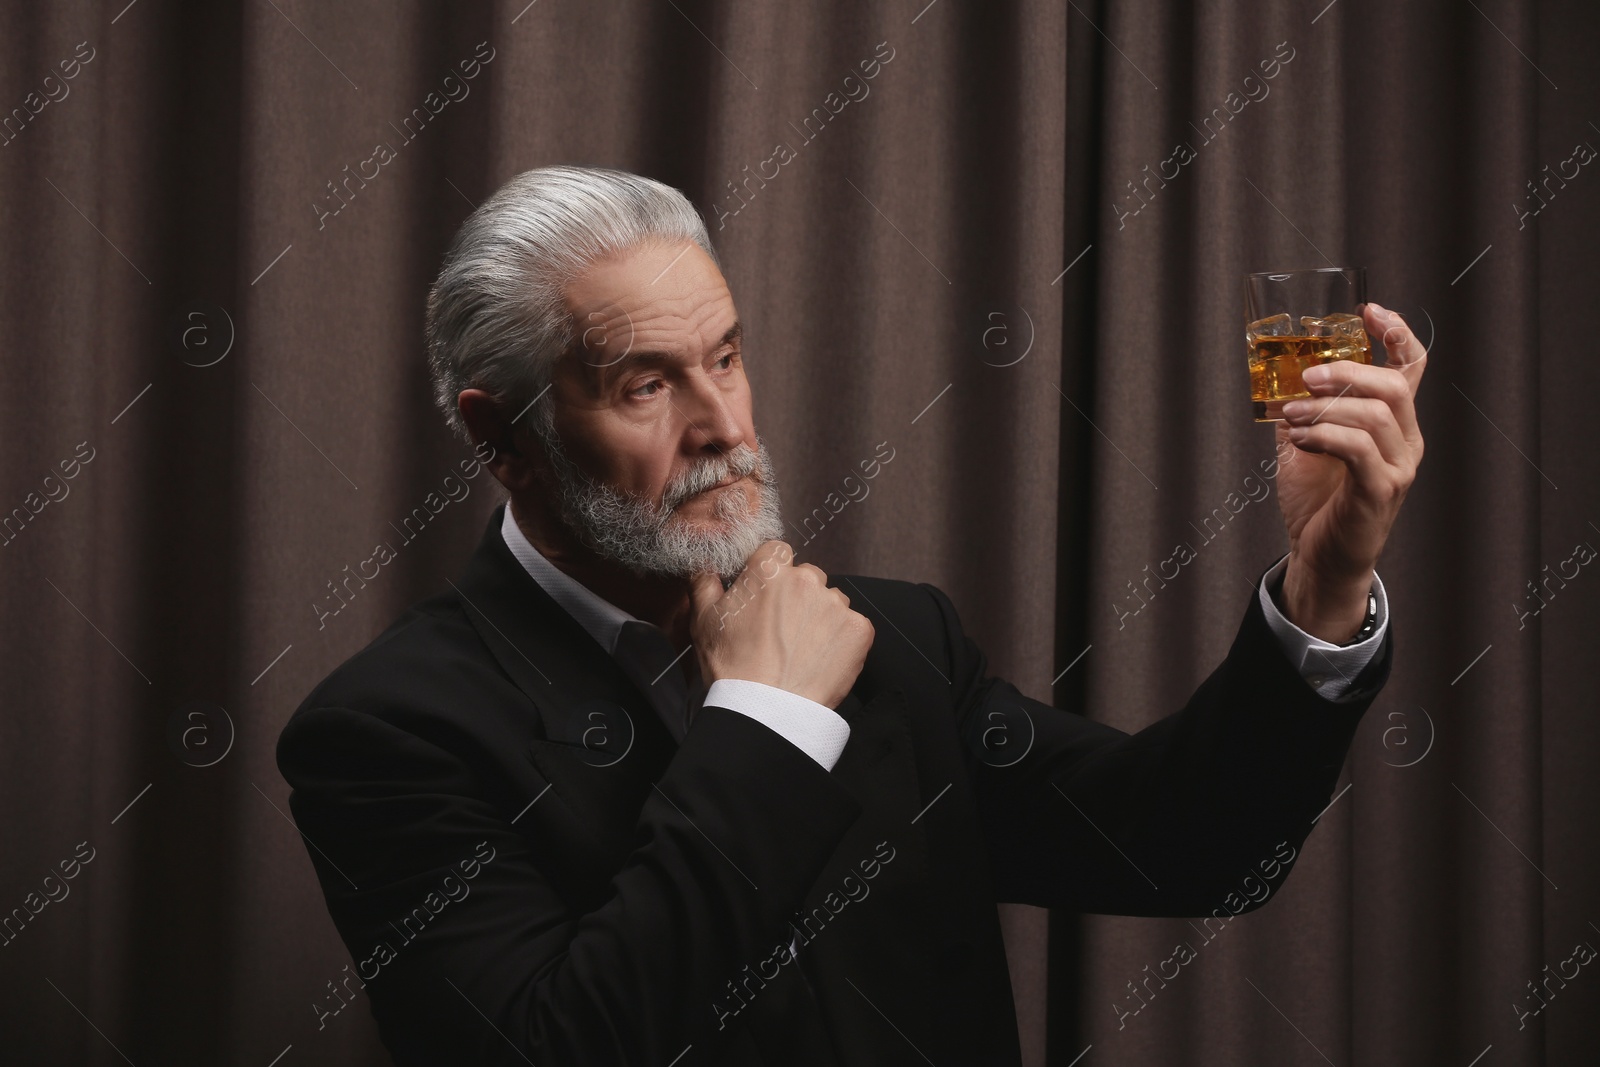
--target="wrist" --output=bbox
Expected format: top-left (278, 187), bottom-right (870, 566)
top-left (1278, 558), bottom-right (1375, 644)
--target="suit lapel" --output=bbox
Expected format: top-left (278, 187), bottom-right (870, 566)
top-left (451, 504), bottom-right (675, 881)
top-left (450, 503), bottom-right (633, 729)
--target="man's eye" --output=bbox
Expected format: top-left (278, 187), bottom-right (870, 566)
top-left (715, 353), bottom-right (735, 369)
top-left (630, 380), bottom-right (661, 398)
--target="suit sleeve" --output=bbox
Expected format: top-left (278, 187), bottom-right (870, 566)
top-left (921, 579), bottom-right (1391, 917)
top-left (277, 702), bottom-right (861, 1066)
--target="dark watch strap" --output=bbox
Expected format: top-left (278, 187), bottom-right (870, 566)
top-left (1339, 589), bottom-right (1380, 646)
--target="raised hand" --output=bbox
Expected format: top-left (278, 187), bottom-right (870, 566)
top-left (1273, 302), bottom-right (1427, 642)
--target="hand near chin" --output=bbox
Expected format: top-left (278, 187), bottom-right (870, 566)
top-left (688, 541), bottom-right (874, 709)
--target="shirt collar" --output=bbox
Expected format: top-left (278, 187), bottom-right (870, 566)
top-left (499, 500), bottom-right (640, 656)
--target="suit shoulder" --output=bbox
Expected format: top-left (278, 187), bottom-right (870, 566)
top-left (829, 573), bottom-right (957, 678)
top-left (827, 573), bottom-right (942, 625)
top-left (278, 591), bottom-right (505, 755)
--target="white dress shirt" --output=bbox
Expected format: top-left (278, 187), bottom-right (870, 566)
top-left (499, 504), bottom-right (1388, 772)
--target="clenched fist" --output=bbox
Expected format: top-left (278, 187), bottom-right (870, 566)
top-left (688, 541), bottom-right (875, 709)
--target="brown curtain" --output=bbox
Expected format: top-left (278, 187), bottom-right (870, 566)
top-left (0, 1), bottom-right (1592, 1065)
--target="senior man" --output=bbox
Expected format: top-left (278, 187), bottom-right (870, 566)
top-left (277, 164), bottom-right (1426, 1066)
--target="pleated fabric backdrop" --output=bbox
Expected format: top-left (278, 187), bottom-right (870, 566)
top-left (0, 1), bottom-right (1594, 1065)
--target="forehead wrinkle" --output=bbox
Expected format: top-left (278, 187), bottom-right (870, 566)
top-left (600, 292), bottom-right (734, 356)
top-left (628, 287), bottom-right (732, 338)
top-left (564, 247), bottom-right (738, 392)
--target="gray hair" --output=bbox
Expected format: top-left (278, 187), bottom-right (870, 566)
top-left (424, 165), bottom-right (720, 445)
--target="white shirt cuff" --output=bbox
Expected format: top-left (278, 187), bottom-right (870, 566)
top-left (702, 679), bottom-right (851, 771)
top-left (1257, 554), bottom-right (1389, 702)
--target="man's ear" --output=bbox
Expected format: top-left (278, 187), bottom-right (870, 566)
top-left (457, 388), bottom-right (512, 452)
top-left (458, 389), bottom-right (540, 492)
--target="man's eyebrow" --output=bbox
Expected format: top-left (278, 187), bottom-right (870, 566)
top-left (605, 320), bottom-right (743, 369)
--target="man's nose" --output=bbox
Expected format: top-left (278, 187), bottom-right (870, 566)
top-left (677, 375), bottom-right (745, 454)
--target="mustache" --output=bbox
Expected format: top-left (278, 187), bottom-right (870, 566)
top-left (659, 445), bottom-right (764, 511)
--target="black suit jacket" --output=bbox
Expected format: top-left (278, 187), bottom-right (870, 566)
top-left (277, 502), bottom-right (1391, 1066)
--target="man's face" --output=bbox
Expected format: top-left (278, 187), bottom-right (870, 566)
top-left (536, 240), bottom-right (782, 580)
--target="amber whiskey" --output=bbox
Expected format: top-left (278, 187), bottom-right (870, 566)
top-left (1247, 312), bottom-right (1371, 421)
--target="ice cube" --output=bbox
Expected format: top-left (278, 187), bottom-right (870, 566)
top-left (1305, 313), bottom-right (1369, 358)
top-left (1325, 312), bottom-right (1366, 339)
top-left (1298, 312), bottom-right (1368, 360)
top-left (1247, 313), bottom-right (1293, 339)
top-left (1300, 312), bottom-right (1365, 339)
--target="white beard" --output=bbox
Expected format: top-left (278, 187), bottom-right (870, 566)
top-left (536, 416), bottom-right (785, 584)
